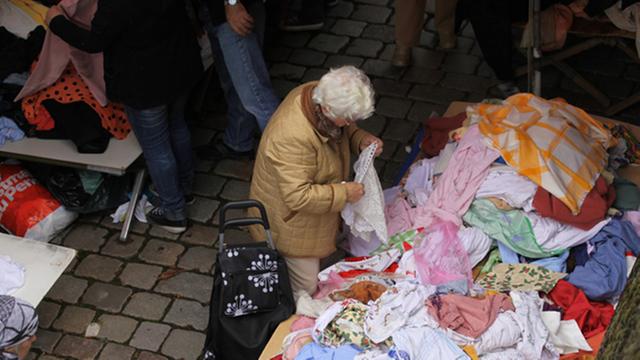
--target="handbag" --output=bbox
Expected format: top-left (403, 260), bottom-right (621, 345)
top-left (203, 200), bottom-right (295, 360)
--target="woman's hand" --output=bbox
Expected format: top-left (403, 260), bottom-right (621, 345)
top-left (45, 5), bottom-right (64, 26)
top-left (225, 2), bottom-right (254, 36)
top-left (344, 182), bottom-right (365, 203)
top-left (360, 134), bottom-right (383, 157)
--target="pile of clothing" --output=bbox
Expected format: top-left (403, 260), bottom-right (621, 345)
top-left (271, 94), bottom-right (640, 360)
top-left (0, 0), bottom-right (130, 154)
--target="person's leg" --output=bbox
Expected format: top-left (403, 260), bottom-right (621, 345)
top-left (393, 0), bottom-right (427, 67)
top-left (216, 2), bottom-right (279, 132)
top-left (167, 93), bottom-right (195, 198)
top-left (435, 0), bottom-right (459, 49)
top-left (125, 104), bottom-right (187, 231)
top-left (284, 256), bottom-right (321, 295)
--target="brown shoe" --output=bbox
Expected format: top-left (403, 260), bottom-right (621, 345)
top-left (391, 45), bottom-right (412, 67)
top-left (437, 35), bottom-right (457, 50)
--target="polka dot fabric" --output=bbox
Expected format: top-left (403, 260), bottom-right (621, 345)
top-left (22, 63), bottom-right (130, 139)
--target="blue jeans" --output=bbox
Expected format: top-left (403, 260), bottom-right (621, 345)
top-left (125, 94), bottom-right (194, 221)
top-left (202, 2), bottom-right (279, 152)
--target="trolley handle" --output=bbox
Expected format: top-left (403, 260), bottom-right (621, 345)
top-left (217, 200), bottom-right (274, 253)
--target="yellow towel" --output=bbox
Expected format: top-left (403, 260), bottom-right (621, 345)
top-left (9, 0), bottom-right (48, 27)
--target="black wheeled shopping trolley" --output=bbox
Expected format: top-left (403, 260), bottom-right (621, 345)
top-left (203, 200), bottom-right (295, 360)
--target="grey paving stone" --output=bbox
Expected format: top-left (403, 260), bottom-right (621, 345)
top-left (361, 59), bottom-right (403, 80)
top-left (345, 38), bottom-right (384, 58)
top-left (351, 4), bottom-right (391, 24)
top-left (476, 61), bottom-right (495, 78)
top-left (302, 68), bottom-right (328, 83)
top-left (37, 301), bottom-right (61, 329)
top-left (358, 114), bottom-right (386, 137)
top-left (101, 216), bottom-right (149, 235)
top-left (471, 43), bottom-right (483, 57)
top-left (161, 329), bottom-right (206, 360)
top-left (270, 63), bottom-right (306, 81)
top-left (78, 213), bottom-right (102, 224)
top-left (382, 120), bottom-right (419, 143)
top-left (119, 263), bottom-right (163, 290)
top-left (180, 223), bottom-right (217, 246)
top-left (327, 0), bottom-right (354, 18)
top-left (139, 239), bottom-right (185, 266)
top-left (52, 306), bottom-right (95, 335)
top-left (271, 79), bottom-right (299, 99)
top-left (54, 335), bottom-right (103, 359)
top-left (98, 343), bottom-right (135, 360)
top-left (82, 283), bottom-right (133, 313)
top-left (402, 67), bottom-right (445, 85)
top-left (355, 0), bottom-right (389, 5)
top-left (96, 314), bottom-right (138, 343)
top-left (163, 299), bottom-right (209, 331)
top-left (147, 226), bottom-right (177, 242)
top-left (178, 246), bottom-right (216, 273)
top-left (379, 140), bottom-right (399, 161)
top-left (63, 257), bottom-right (78, 274)
top-left (220, 180), bottom-right (250, 201)
top-left (101, 234), bottom-right (145, 259)
top-left (288, 49), bottom-right (327, 67)
top-left (39, 356), bottom-right (64, 360)
top-left (154, 272), bottom-right (213, 303)
top-left (279, 32), bottom-right (311, 48)
top-left (265, 46), bottom-right (292, 62)
top-left (187, 197), bottom-right (219, 223)
top-left (383, 161), bottom-right (404, 182)
top-left (63, 224), bottom-right (109, 252)
top-left (213, 159), bottom-right (253, 181)
top-left (193, 174), bottom-right (226, 198)
top-left (407, 102), bottom-right (447, 123)
top-left (308, 34), bottom-right (350, 54)
top-left (362, 24), bottom-right (395, 43)
top-left (123, 293), bottom-right (171, 321)
top-left (372, 78), bottom-right (411, 98)
top-left (441, 73), bottom-right (495, 94)
top-left (191, 128), bottom-right (215, 147)
top-left (75, 254), bottom-right (123, 282)
top-left (441, 53), bottom-right (480, 75)
top-left (46, 275), bottom-right (88, 304)
top-left (419, 30), bottom-right (438, 48)
top-left (331, 19), bottom-right (367, 37)
top-left (376, 97), bottom-right (412, 119)
top-left (408, 84), bottom-right (466, 105)
top-left (129, 322), bottom-right (171, 352)
top-left (195, 158), bottom-right (214, 173)
top-left (324, 55), bottom-right (364, 68)
top-left (137, 352), bottom-right (168, 360)
top-left (33, 329), bottom-right (62, 353)
top-left (378, 44), bottom-right (395, 61)
top-left (412, 47), bottom-right (446, 69)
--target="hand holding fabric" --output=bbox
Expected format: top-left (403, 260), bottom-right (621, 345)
top-left (359, 134), bottom-right (383, 157)
top-left (45, 5), bottom-right (64, 26)
top-left (225, 2), bottom-right (254, 36)
top-left (344, 182), bottom-right (365, 203)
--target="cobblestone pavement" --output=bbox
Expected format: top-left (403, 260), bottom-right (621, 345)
top-left (29, 1), bottom-right (640, 359)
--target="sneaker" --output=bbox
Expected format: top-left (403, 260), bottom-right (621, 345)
top-left (280, 14), bottom-right (324, 32)
top-left (149, 184), bottom-right (196, 206)
top-left (184, 194), bottom-right (196, 206)
top-left (147, 207), bottom-right (187, 234)
top-left (196, 141), bottom-right (254, 161)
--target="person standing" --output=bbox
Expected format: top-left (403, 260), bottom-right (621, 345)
top-left (46, 0), bottom-right (203, 233)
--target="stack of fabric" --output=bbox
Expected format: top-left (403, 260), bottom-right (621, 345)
top-left (270, 94), bottom-right (640, 360)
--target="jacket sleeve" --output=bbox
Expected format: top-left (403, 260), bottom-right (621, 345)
top-left (266, 137), bottom-right (349, 214)
top-left (347, 123), bottom-right (369, 155)
top-left (49, 0), bottom-right (126, 53)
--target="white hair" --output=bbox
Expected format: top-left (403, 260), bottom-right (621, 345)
top-left (312, 66), bottom-right (375, 121)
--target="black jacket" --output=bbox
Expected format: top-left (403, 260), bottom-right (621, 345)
top-left (203, 0), bottom-right (259, 26)
top-left (50, 0), bottom-right (203, 109)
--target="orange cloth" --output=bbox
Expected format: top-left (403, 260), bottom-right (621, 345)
top-left (22, 63), bottom-right (130, 139)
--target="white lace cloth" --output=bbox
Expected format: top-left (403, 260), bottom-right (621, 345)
top-left (0, 255), bottom-right (25, 295)
top-left (342, 143), bottom-right (388, 245)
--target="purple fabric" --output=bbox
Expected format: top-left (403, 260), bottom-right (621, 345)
top-left (15, 0), bottom-right (107, 105)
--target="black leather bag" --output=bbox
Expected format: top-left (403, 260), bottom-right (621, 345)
top-left (203, 200), bottom-right (295, 360)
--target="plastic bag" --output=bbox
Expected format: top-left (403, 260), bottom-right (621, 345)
top-left (0, 163), bottom-right (77, 242)
top-left (413, 220), bottom-right (473, 290)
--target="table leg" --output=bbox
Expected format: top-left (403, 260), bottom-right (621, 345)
top-left (119, 168), bottom-right (146, 242)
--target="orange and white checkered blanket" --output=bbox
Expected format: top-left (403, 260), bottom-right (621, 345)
top-left (468, 94), bottom-right (613, 214)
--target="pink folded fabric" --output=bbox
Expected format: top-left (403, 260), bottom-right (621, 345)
top-left (426, 293), bottom-right (515, 338)
top-left (16, 0), bottom-right (107, 105)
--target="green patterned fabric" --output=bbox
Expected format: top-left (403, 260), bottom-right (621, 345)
top-left (463, 199), bottom-right (565, 259)
top-left (372, 229), bottom-right (419, 254)
top-left (318, 301), bottom-right (372, 348)
top-left (476, 263), bottom-right (566, 293)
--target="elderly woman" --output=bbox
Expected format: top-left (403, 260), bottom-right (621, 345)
top-left (0, 296), bottom-right (38, 360)
top-left (249, 66), bottom-right (383, 295)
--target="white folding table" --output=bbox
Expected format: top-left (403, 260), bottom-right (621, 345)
top-left (0, 133), bottom-right (145, 241)
top-left (0, 233), bottom-right (76, 306)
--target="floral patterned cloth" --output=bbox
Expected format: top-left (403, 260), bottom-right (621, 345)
top-left (476, 263), bottom-right (566, 293)
top-left (313, 299), bottom-right (373, 349)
